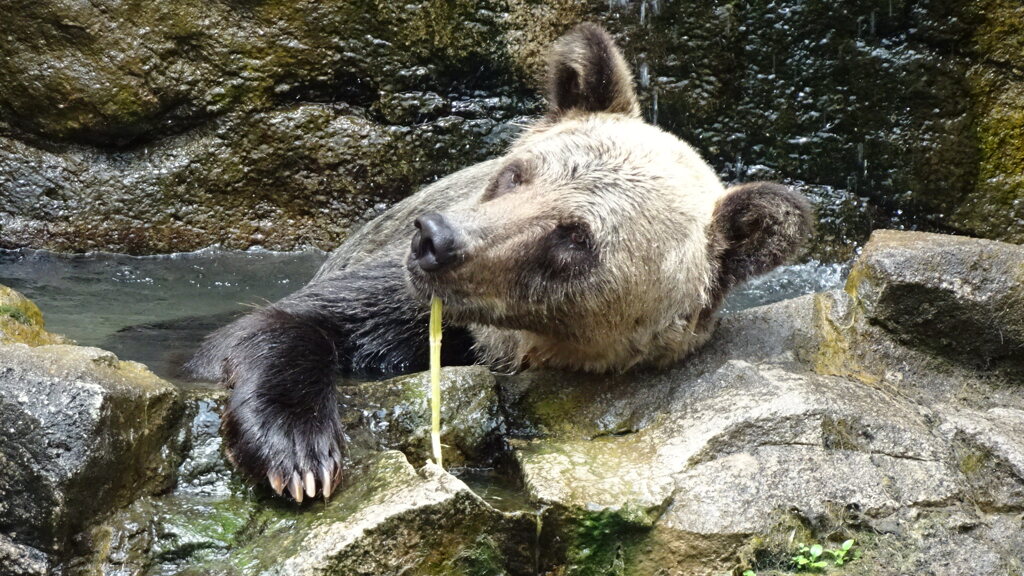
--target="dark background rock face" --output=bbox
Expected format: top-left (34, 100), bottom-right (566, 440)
top-left (0, 0), bottom-right (1021, 253)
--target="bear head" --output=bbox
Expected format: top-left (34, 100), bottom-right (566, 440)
top-left (407, 23), bottom-right (813, 372)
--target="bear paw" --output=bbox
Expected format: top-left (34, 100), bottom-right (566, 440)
top-left (221, 397), bottom-right (345, 502)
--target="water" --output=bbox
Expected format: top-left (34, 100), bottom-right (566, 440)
top-left (1, 249), bottom-right (847, 384)
top-left (722, 259), bottom-right (850, 313)
top-left (453, 467), bottom-right (533, 513)
top-left (0, 248), bottom-right (326, 384)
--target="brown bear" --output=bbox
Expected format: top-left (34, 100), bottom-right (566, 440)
top-left (188, 24), bottom-right (813, 502)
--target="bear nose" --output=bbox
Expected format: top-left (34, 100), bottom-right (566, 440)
top-left (411, 213), bottom-right (459, 272)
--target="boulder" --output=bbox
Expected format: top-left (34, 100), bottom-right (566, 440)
top-left (0, 288), bottom-right (182, 558)
top-left (499, 231), bottom-right (1024, 575)
top-left (846, 230), bottom-right (1024, 374)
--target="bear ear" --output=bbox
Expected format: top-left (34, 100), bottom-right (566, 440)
top-left (708, 182), bottom-right (815, 296)
top-left (545, 23), bottom-right (640, 119)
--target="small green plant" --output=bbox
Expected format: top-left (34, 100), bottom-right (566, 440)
top-left (792, 543), bottom-right (827, 571)
top-left (742, 571), bottom-right (757, 576)
top-left (828, 539), bottom-right (856, 566)
top-left (791, 539), bottom-right (857, 571)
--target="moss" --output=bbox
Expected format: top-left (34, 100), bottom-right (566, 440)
top-left (0, 285), bottom-right (68, 346)
top-left (436, 533), bottom-right (507, 576)
top-left (949, 1), bottom-right (1024, 243)
top-left (531, 392), bottom-right (586, 436)
top-left (969, 0), bottom-right (1024, 67)
top-left (537, 502), bottom-right (658, 576)
top-left (735, 513), bottom-right (818, 573)
top-left (958, 449), bottom-right (989, 476)
top-left (0, 305), bottom-right (32, 325)
top-left (810, 292), bottom-right (882, 385)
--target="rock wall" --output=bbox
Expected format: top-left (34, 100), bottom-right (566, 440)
top-left (1, 0), bottom-right (1021, 253)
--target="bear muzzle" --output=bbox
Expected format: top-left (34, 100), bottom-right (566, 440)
top-left (411, 212), bottom-right (463, 272)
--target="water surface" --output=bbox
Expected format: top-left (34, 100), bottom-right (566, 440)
top-left (0, 248), bottom-right (326, 384)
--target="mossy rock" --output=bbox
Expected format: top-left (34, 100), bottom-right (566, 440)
top-left (176, 452), bottom-right (535, 576)
top-left (0, 285), bottom-right (68, 346)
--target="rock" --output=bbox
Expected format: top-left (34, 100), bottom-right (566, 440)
top-left (253, 454), bottom-right (533, 576)
top-left (147, 452), bottom-right (536, 576)
top-left (0, 0), bottom-right (553, 253)
top-left (78, 369), bottom-right (524, 575)
top-left (173, 391), bottom-right (234, 495)
top-left (0, 286), bottom-right (68, 347)
top-left (0, 342), bottom-right (182, 556)
top-left (514, 360), bottom-right (963, 574)
top-left (0, 534), bottom-right (48, 576)
top-left (942, 407), bottom-right (1024, 511)
top-left (846, 230), bottom-right (1024, 374)
top-left (0, 104), bottom-right (526, 253)
top-left (793, 182), bottom-right (878, 262)
top-left (71, 389), bottom-right (256, 576)
top-left (498, 232), bottom-right (1024, 575)
top-left (73, 491), bottom-right (258, 576)
top-left (3, 2), bottom-right (1023, 252)
top-left (341, 366), bottom-right (506, 468)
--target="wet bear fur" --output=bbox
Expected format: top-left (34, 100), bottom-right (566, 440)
top-left (187, 24), bottom-right (814, 502)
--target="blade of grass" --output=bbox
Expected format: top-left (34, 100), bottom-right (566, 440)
top-left (429, 296), bottom-right (443, 468)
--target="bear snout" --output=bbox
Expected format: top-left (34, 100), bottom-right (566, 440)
top-left (411, 213), bottom-right (462, 272)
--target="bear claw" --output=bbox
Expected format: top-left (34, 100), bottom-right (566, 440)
top-left (321, 466), bottom-right (334, 499)
top-left (304, 471), bottom-right (316, 498)
top-left (266, 462), bottom-right (342, 502)
top-left (268, 471), bottom-right (285, 496)
top-left (289, 471), bottom-right (304, 503)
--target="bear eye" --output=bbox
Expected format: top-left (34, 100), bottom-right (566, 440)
top-left (484, 159), bottom-right (529, 201)
top-left (545, 222), bottom-right (597, 280)
top-left (556, 222), bottom-right (593, 251)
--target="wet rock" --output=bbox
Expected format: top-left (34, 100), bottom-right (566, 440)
top-left (0, 0), bottom-right (557, 253)
top-left (0, 342), bottom-right (182, 556)
top-left (0, 104), bottom-right (527, 253)
top-left (74, 491), bottom-right (258, 576)
top-left (0, 0), bottom-right (526, 145)
top-left (793, 182), bottom-right (878, 262)
top-left (77, 369), bottom-right (526, 575)
top-left (341, 366), bottom-right (506, 468)
top-left (3, 2), bottom-right (1023, 252)
top-left (70, 389), bottom-right (256, 576)
top-left (163, 452), bottom-right (535, 576)
top-left (173, 391), bottom-right (233, 495)
top-left (846, 230), bottom-right (1024, 374)
top-left (0, 534), bottom-right (48, 576)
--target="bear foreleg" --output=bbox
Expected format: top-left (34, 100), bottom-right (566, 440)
top-left (187, 260), bottom-right (473, 500)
